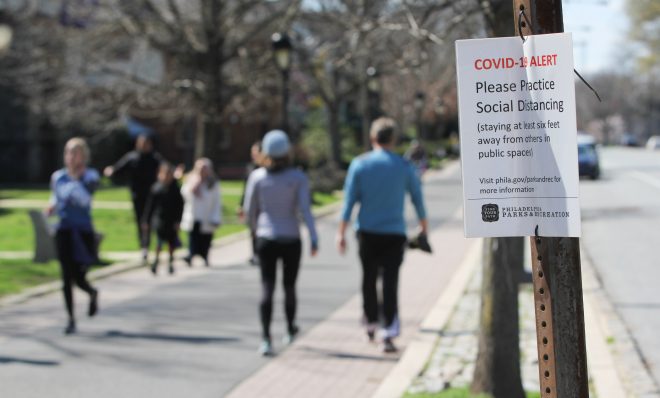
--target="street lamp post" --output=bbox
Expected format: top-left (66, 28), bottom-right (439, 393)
top-left (414, 91), bottom-right (425, 140)
top-left (361, 66), bottom-right (380, 149)
top-left (271, 32), bottom-right (292, 135)
top-left (366, 66), bottom-right (380, 115)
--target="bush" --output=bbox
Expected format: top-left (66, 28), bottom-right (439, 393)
top-left (307, 163), bottom-right (346, 194)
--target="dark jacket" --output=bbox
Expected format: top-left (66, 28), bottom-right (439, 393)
top-left (112, 150), bottom-right (164, 198)
top-left (142, 181), bottom-right (184, 233)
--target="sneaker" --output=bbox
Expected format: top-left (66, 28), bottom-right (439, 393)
top-left (258, 339), bottom-right (274, 356)
top-left (249, 256), bottom-right (260, 266)
top-left (283, 325), bottom-right (299, 345)
top-left (382, 337), bottom-right (397, 353)
top-left (184, 255), bottom-right (192, 267)
top-left (88, 290), bottom-right (98, 317)
top-left (150, 261), bottom-right (158, 275)
top-left (168, 263), bottom-right (175, 275)
top-left (366, 330), bottom-right (375, 342)
top-left (64, 320), bottom-right (76, 335)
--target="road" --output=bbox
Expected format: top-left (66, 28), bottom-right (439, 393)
top-left (580, 146), bottom-right (660, 387)
top-left (0, 164), bottom-right (464, 397)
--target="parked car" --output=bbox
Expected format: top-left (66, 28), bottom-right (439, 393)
top-left (577, 134), bottom-right (600, 180)
top-left (619, 134), bottom-right (639, 147)
top-left (646, 136), bottom-right (660, 150)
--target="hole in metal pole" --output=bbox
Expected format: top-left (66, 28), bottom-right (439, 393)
top-left (544, 370), bottom-right (550, 378)
top-left (543, 354), bottom-right (549, 361)
top-left (537, 255), bottom-right (542, 261)
top-left (541, 320), bottom-right (547, 328)
top-left (540, 304), bottom-right (546, 311)
top-left (546, 387), bottom-right (551, 394)
top-left (538, 271), bottom-right (544, 278)
top-left (539, 287), bottom-right (545, 294)
top-left (543, 337), bottom-right (548, 345)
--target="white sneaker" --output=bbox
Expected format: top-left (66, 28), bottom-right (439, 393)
top-left (282, 326), bottom-right (299, 345)
top-left (258, 340), bottom-right (273, 356)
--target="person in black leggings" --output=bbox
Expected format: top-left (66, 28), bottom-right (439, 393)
top-left (55, 230), bottom-right (98, 330)
top-left (243, 130), bottom-right (318, 356)
top-left (48, 138), bottom-right (100, 335)
top-left (257, 238), bottom-right (302, 347)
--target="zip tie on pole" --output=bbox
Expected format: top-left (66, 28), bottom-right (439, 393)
top-left (517, 7), bottom-right (602, 103)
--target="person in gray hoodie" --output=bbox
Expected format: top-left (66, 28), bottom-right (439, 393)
top-left (243, 130), bottom-right (318, 356)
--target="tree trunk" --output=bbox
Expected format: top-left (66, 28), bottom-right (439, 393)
top-left (328, 104), bottom-right (342, 165)
top-left (471, 237), bottom-right (526, 398)
top-left (201, 0), bottom-right (225, 163)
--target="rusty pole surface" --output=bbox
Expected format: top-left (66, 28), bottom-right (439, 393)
top-left (514, 1), bottom-right (590, 397)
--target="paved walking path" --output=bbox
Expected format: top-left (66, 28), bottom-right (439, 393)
top-left (226, 205), bottom-right (470, 398)
top-left (0, 162), bottom-right (640, 398)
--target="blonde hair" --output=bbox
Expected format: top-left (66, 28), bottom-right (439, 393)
top-left (64, 137), bottom-right (90, 163)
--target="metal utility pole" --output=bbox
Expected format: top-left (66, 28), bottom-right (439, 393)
top-left (516, 1), bottom-right (590, 397)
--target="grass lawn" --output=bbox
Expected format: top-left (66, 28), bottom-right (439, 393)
top-left (0, 182), bottom-right (339, 296)
top-left (0, 179), bottom-right (247, 202)
top-left (0, 259), bottom-right (62, 296)
top-left (404, 388), bottom-right (541, 398)
top-left (1, 181), bottom-right (339, 252)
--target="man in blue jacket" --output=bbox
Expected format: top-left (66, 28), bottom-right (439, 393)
top-left (336, 117), bottom-right (428, 353)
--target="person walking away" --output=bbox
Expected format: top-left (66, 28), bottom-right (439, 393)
top-left (180, 158), bottom-right (222, 267)
top-left (47, 138), bottom-right (100, 335)
top-left (104, 134), bottom-right (170, 263)
top-left (238, 140), bottom-right (262, 266)
top-left (243, 130), bottom-right (319, 356)
top-left (336, 117), bottom-right (428, 353)
top-left (142, 162), bottom-right (184, 275)
top-left (404, 139), bottom-right (428, 178)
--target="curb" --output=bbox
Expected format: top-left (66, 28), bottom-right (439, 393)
top-left (0, 201), bottom-right (343, 309)
top-left (371, 239), bottom-right (482, 398)
top-left (371, 237), bottom-right (634, 398)
top-left (581, 248), bottom-right (628, 398)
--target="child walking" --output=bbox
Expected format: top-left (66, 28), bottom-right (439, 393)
top-left (142, 162), bottom-right (184, 275)
top-left (180, 158), bottom-right (222, 267)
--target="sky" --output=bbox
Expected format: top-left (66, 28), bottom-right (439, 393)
top-left (563, 0), bottom-right (630, 74)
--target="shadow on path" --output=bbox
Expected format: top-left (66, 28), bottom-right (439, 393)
top-left (298, 345), bottom-right (399, 362)
top-left (101, 330), bottom-right (240, 345)
top-left (0, 356), bottom-right (59, 366)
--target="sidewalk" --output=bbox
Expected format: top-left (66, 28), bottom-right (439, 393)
top-left (1, 162), bottom-right (641, 398)
top-left (226, 229), bottom-right (636, 397)
top-left (225, 204), bottom-right (473, 398)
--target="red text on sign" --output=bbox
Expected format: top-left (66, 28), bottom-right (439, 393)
top-left (473, 54), bottom-right (558, 70)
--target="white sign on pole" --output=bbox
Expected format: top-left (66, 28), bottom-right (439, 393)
top-left (456, 33), bottom-right (581, 238)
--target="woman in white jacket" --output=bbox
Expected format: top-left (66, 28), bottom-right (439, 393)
top-left (180, 158), bottom-right (222, 267)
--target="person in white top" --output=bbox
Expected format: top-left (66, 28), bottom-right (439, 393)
top-left (180, 158), bottom-right (222, 267)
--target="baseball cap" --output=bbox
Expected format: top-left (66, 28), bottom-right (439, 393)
top-left (262, 130), bottom-right (291, 157)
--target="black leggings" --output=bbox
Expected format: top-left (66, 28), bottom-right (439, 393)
top-left (357, 232), bottom-right (407, 330)
top-left (55, 230), bottom-right (97, 321)
top-left (188, 221), bottom-right (213, 261)
top-left (256, 238), bottom-right (302, 340)
top-left (132, 193), bottom-right (150, 249)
